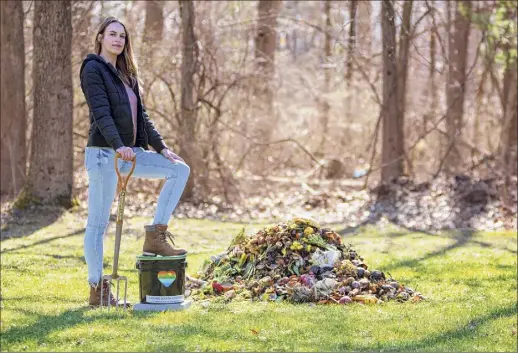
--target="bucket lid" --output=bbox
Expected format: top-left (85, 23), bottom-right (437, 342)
top-left (136, 254), bottom-right (187, 261)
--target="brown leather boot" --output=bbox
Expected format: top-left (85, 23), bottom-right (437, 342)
top-left (142, 224), bottom-right (187, 256)
top-left (88, 280), bottom-right (131, 308)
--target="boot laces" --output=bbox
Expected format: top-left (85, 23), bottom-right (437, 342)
top-left (159, 229), bottom-right (177, 247)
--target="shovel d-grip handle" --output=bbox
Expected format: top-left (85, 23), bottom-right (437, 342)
top-left (110, 152), bottom-right (136, 279)
top-left (115, 152), bottom-right (137, 196)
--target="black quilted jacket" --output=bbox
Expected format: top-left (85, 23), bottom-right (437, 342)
top-left (79, 54), bottom-right (167, 153)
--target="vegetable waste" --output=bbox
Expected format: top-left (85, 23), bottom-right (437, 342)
top-left (187, 218), bottom-right (425, 305)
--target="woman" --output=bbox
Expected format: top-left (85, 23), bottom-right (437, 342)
top-left (80, 17), bottom-right (190, 307)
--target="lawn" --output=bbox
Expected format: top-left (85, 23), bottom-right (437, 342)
top-left (1, 211), bottom-right (516, 352)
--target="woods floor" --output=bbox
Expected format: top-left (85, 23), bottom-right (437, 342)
top-left (1, 210), bottom-right (517, 352)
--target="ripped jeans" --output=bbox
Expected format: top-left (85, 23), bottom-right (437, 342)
top-left (83, 146), bottom-right (190, 286)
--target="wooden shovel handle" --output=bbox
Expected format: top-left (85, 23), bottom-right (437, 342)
top-left (114, 152), bottom-right (136, 192)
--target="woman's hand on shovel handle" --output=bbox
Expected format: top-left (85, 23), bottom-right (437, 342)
top-left (116, 146), bottom-right (135, 161)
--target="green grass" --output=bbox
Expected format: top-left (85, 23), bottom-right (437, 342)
top-left (1, 212), bottom-right (517, 352)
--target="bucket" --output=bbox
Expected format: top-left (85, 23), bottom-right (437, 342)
top-left (135, 255), bottom-right (187, 304)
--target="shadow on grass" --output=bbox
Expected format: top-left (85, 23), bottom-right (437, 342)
top-left (0, 205), bottom-right (68, 241)
top-left (348, 304), bottom-right (518, 352)
top-left (381, 229), bottom-right (475, 272)
top-left (0, 306), bottom-right (162, 349)
top-left (382, 229), bottom-right (517, 272)
top-left (340, 226), bottom-right (515, 274)
top-left (1, 295), bottom-right (84, 304)
top-left (2, 302), bottom-right (516, 352)
top-left (1, 228), bottom-right (85, 254)
top-left (134, 304), bottom-right (518, 352)
top-left (0, 307), bottom-right (92, 347)
top-left (337, 217), bottom-right (438, 238)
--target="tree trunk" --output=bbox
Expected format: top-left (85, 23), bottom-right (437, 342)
top-left (444, 0), bottom-right (471, 175)
top-left (397, 0), bottom-right (412, 123)
top-left (357, 1), bottom-right (372, 59)
top-left (141, 0), bottom-right (165, 89)
top-left (345, 0), bottom-right (357, 86)
top-left (397, 0), bottom-right (413, 175)
top-left (380, 0), bottom-right (404, 182)
top-left (318, 0), bottom-right (332, 154)
top-left (21, 1), bottom-right (73, 207)
top-left (251, 0), bottom-right (281, 174)
top-left (255, 0), bottom-right (281, 84)
top-left (499, 65), bottom-right (517, 207)
top-left (143, 1), bottom-right (164, 48)
top-left (72, 1), bottom-right (93, 61)
top-left (424, 0), bottom-right (437, 134)
top-left (178, 0), bottom-right (209, 200)
top-left (0, 0), bottom-right (26, 198)
top-left (287, 0), bottom-right (299, 61)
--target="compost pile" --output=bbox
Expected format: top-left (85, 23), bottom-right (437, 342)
top-left (188, 218), bottom-right (424, 305)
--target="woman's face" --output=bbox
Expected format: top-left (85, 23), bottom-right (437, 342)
top-left (99, 22), bottom-right (126, 56)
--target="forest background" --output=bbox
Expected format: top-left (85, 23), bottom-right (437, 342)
top-left (1, 0), bottom-right (517, 232)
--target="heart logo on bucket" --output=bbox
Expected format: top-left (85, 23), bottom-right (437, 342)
top-left (157, 270), bottom-right (177, 287)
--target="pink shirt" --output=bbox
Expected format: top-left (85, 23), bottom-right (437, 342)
top-left (123, 80), bottom-right (138, 146)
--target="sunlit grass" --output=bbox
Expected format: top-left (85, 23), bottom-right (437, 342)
top-left (1, 212), bottom-right (516, 352)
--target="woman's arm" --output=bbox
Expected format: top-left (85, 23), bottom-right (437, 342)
top-left (80, 61), bottom-right (124, 150)
top-left (142, 105), bottom-right (168, 153)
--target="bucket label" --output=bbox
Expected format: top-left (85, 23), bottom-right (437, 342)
top-left (146, 295), bottom-right (184, 304)
top-left (157, 270), bottom-right (177, 287)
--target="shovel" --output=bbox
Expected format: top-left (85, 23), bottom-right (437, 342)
top-left (101, 152), bottom-right (137, 310)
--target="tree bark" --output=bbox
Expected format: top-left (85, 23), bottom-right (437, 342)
top-left (178, 0), bottom-right (209, 199)
top-left (380, 0), bottom-right (404, 182)
top-left (357, 0), bottom-right (372, 59)
top-left (397, 0), bottom-right (413, 175)
top-left (345, 0), bottom-right (357, 86)
top-left (444, 0), bottom-right (472, 175)
top-left (425, 0), bottom-right (437, 135)
top-left (0, 0), bottom-right (26, 198)
top-left (72, 1), bottom-right (93, 61)
top-left (251, 0), bottom-right (282, 174)
top-left (255, 0), bottom-right (281, 81)
top-left (22, 1), bottom-right (73, 207)
top-left (141, 0), bottom-right (165, 89)
top-left (498, 65), bottom-right (517, 207)
top-left (397, 0), bottom-right (412, 123)
top-left (143, 1), bottom-right (164, 48)
top-left (318, 0), bottom-right (332, 154)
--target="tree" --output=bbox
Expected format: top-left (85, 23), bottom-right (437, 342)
top-left (255, 0), bottom-right (281, 96)
top-left (178, 0), bottom-right (210, 199)
top-left (141, 0), bottom-right (164, 76)
top-left (357, 1), bottom-right (372, 59)
top-left (318, 0), bottom-right (332, 154)
top-left (20, 1), bottom-right (73, 207)
top-left (380, 0), bottom-right (405, 182)
top-left (424, 0), bottom-right (438, 135)
top-left (0, 1), bottom-right (26, 198)
top-left (499, 66), bottom-right (517, 206)
top-left (251, 0), bottom-right (282, 173)
top-left (72, 1), bottom-right (94, 61)
top-left (345, 0), bottom-right (357, 86)
top-left (143, 0), bottom-right (164, 43)
top-left (444, 0), bottom-right (472, 175)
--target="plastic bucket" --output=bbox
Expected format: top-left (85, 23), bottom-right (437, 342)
top-left (135, 255), bottom-right (187, 304)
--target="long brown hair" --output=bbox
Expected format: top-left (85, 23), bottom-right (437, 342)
top-left (94, 17), bottom-right (139, 89)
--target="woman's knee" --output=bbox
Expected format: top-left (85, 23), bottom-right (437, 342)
top-left (180, 163), bottom-right (190, 176)
top-left (173, 162), bottom-right (190, 177)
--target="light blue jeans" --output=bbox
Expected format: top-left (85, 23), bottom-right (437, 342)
top-left (84, 146), bottom-right (190, 286)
